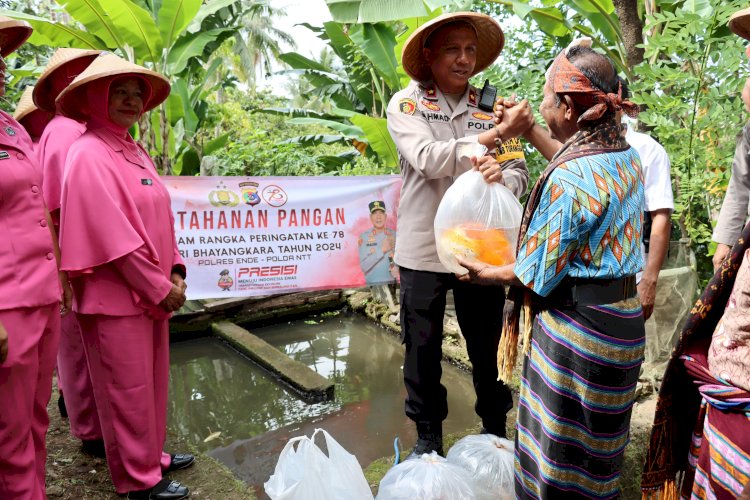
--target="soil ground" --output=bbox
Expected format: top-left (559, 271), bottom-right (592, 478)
top-left (44, 379), bottom-right (255, 500)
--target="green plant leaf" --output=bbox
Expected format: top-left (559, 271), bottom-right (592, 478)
top-left (528, 7), bottom-right (571, 37)
top-left (279, 134), bottom-right (352, 146)
top-left (168, 27), bottom-right (236, 74)
top-left (511, 1), bottom-right (536, 18)
top-left (278, 52), bottom-right (331, 72)
top-left (0, 10), bottom-right (105, 49)
top-left (356, 0), bottom-right (428, 22)
top-left (56, 0), bottom-right (127, 50)
top-left (187, 0), bottom-right (240, 32)
top-left (103, 0), bottom-right (163, 63)
top-left (324, 0), bottom-right (360, 23)
top-left (287, 117), bottom-right (365, 139)
top-left (680, 0), bottom-right (712, 17)
top-left (166, 90), bottom-right (185, 126)
top-left (171, 78), bottom-right (199, 134)
top-left (350, 114), bottom-right (398, 167)
top-left (204, 133), bottom-right (229, 155)
top-left (260, 107), bottom-right (341, 120)
top-left (158, 0), bottom-right (202, 49)
top-left (177, 147), bottom-right (200, 176)
top-left (359, 23), bottom-right (399, 90)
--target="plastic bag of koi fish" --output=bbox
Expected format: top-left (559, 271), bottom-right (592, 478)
top-left (376, 451), bottom-right (477, 500)
top-left (446, 434), bottom-right (515, 500)
top-left (434, 144), bottom-right (523, 274)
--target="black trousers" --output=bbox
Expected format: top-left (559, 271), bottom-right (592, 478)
top-left (399, 267), bottom-right (513, 433)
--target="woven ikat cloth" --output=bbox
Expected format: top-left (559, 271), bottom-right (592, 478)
top-left (514, 147), bottom-right (645, 297)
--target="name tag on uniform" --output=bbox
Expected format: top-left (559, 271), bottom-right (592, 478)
top-left (423, 111), bottom-right (449, 123)
top-left (0, 151), bottom-right (9, 160)
top-left (141, 178), bottom-right (153, 185)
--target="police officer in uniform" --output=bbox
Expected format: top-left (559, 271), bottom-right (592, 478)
top-left (386, 12), bottom-right (530, 459)
top-left (358, 201), bottom-right (396, 285)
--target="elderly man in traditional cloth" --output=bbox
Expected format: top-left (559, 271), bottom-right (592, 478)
top-left (386, 11), bottom-right (529, 459)
top-left (458, 41), bottom-right (645, 498)
top-left (641, 9), bottom-right (750, 500)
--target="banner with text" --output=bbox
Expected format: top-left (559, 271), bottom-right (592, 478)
top-left (165, 175), bottom-right (401, 299)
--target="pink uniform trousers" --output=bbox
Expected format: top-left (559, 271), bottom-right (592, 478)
top-left (77, 313), bottom-right (171, 493)
top-left (0, 303), bottom-right (60, 500)
top-left (58, 313), bottom-right (101, 440)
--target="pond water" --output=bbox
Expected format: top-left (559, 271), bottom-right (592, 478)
top-left (168, 312), bottom-right (480, 493)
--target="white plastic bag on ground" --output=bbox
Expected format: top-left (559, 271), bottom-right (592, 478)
top-left (446, 434), bottom-right (515, 500)
top-left (264, 428), bottom-right (374, 500)
top-left (376, 451), bottom-right (477, 500)
top-left (434, 168), bottom-right (523, 274)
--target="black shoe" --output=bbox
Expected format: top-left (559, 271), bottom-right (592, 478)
top-left (58, 394), bottom-right (68, 419)
top-left (121, 479), bottom-right (190, 499)
top-left (164, 453), bottom-right (195, 473)
top-left (405, 422), bottom-right (444, 461)
top-left (81, 439), bottom-right (106, 458)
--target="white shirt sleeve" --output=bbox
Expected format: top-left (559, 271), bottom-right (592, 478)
top-left (627, 127), bottom-right (674, 212)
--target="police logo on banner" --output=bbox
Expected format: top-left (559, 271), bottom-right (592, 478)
top-left (239, 181), bottom-right (262, 206)
top-left (209, 181), bottom-right (240, 207)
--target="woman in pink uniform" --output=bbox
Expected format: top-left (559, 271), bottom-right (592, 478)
top-left (57, 53), bottom-right (192, 500)
top-left (34, 47), bottom-right (105, 457)
top-left (0, 16), bottom-right (72, 500)
top-left (14, 86), bottom-right (51, 144)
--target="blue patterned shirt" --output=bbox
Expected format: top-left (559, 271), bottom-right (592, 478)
top-left (514, 148), bottom-right (644, 297)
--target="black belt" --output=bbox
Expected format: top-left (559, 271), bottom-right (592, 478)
top-left (543, 276), bottom-right (637, 307)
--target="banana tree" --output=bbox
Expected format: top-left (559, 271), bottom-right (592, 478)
top-left (266, 10), bottom-right (446, 168)
top-left (324, 0), bottom-right (459, 23)
top-left (3, 0), bottom-right (245, 174)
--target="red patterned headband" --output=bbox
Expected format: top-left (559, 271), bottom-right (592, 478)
top-left (548, 50), bottom-right (639, 123)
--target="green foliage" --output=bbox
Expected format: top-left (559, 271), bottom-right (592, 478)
top-left (475, 19), bottom-right (562, 183)
top-left (324, 0), bottom-right (459, 23)
top-left (632, 0), bottom-right (746, 282)
top-left (262, 17), bottom-right (410, 168)
top-left (3, 0), bottom-right (294, 176)
top-left (201, 89), bottom-right (393, 177)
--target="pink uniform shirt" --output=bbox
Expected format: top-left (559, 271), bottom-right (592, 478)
top-left (60, 127), bottom-right (184, 319)
top-left (0, 110), bottom-right (59, 310)
top-left (37, 115), bottom-right (86, 224)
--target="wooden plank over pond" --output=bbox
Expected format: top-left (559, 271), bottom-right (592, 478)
top-left (212, 321), bottom-right (335, 403)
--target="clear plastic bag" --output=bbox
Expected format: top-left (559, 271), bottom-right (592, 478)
top-left (446, 434), bottom-right (515, 500)
top-left (376, 451), bottom-right (477, 500)
top-left (264, 428), bottom-right (374, 500)
top-left (435, 168), bottom-right (523, 274)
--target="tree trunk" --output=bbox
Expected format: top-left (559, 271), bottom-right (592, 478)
top-left (161, 103), bottom-right (171, 175)
top-left (613, 0), bottom-right (645, 70)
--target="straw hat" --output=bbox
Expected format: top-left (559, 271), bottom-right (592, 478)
top-left (401, 12), bottom-right (504, 83)
top-left (730, 8), bottom-right (750, 41)
top-left (0, 16), bottom-right (32, 57)
top-left (33, 48), bottom-right (102, 112)
top-left (56, 52), bottom-right (170, 121)
top-left (13, 85), bottom-right (37, 121)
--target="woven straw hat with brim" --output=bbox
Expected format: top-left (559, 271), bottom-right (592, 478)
top-left (13, 85), bottom-right (41, 122)
top-left (56, 52), bottom-right (170, 122)
top-left (0, 16), bottom-right (32, 58)
top-left (730, 8), bottom-right (750, 41)
top-left (33, 48), bottom-right (102, 113)
top-left (401, 12), bottom-right (504, 83)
